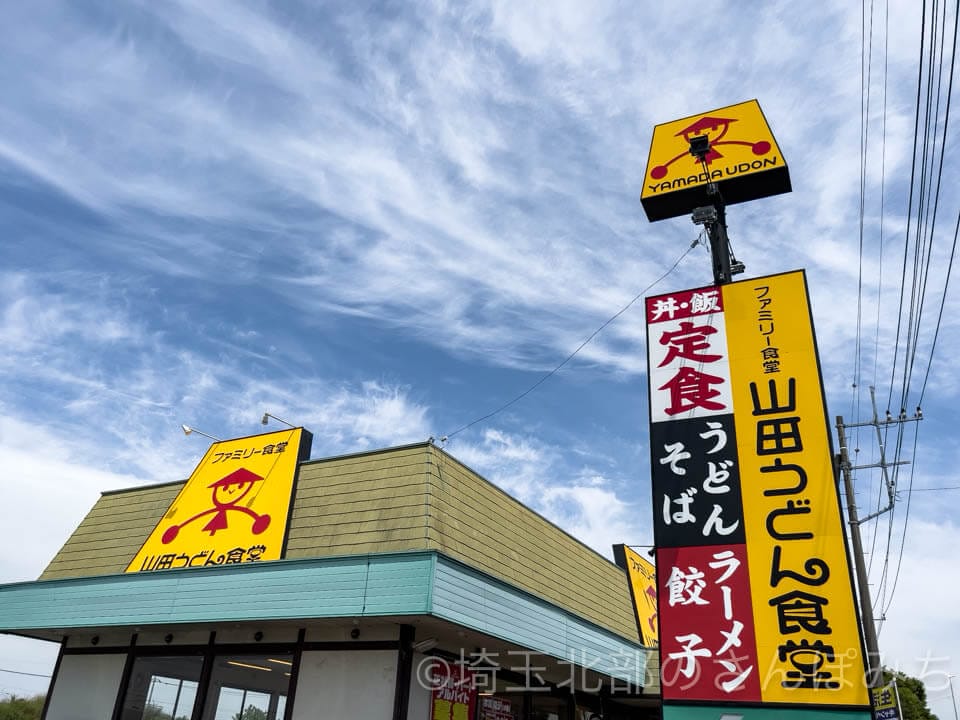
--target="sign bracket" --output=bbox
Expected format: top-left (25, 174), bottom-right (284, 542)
top-left (689, 138), bottom-right (745, 285)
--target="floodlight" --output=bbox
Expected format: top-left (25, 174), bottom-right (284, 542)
top-left (689, 134), bottom-right (711, 160)
top-left (180, 424), bottom-right (221, 441)
top-left (412, 638), bottom-right (439, 652)
top-left (691, 205), bottom-right (718, 226)
top-left (261, 412), bottom-right (296, 428)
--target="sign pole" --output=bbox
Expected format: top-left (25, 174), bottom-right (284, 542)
top-left (703, 193), bottom-right (733, 285)
top-left (688, 143), bottom-right (742, 286)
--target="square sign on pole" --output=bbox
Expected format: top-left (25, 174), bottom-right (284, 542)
top-left (641, 99), bottom-right (791, 222)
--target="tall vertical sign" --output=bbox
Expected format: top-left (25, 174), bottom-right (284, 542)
top-left (646, 270), bottom-right (871, 718)
top-left (613, 544), bottom-right (660, 647)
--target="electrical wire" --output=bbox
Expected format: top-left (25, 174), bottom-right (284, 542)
top-left (855, 0), bottom-right (875, 408)
top-left (899, 0), bottom-right (951, 415)
top-left (859, 0), bottom-right (884, 575)
top-left (0, 667), bottom-right (49, 679)
top-left (870, 0), bottom-right (959, 619)
top-left (918, 210), bottom-right (960, 403)
top-left (442, 234), bottom-right (703, 440)
top-left (881, 420), bottom-right (923, 617)
top-left (885, 0), bottom-right (927, 415)
top-left (864, 0), bottom-right (892, 578)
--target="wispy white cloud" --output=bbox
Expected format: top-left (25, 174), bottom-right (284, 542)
top-left (0, 0), bottom-right (958, 707)
top-left (0, 417), bottom-right (142, 582)
top-left (453, 427), bottom-right (649, 557)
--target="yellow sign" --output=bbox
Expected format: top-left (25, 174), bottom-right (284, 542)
top-left (723, 271), bottom-right (869, 706)
top-left (618, 545), bottom-right (659, 646)
top-left (127, 428), bottom-right (310, 573)
top-left (872, 683), bottom-right (897, 711)
top-left (641, 99), bottom-right (791, 221)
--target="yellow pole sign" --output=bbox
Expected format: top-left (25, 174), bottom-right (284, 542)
top-left (646, 271), bottom-right (870, 710)
top-left (613, 544), bottom-right (659, 646)
top-left (723, 271), bottom-right (868, 706)
top-left (641, 99), bottom-right (791, 222)
top-left (126, 428), bottom-right (311, 572)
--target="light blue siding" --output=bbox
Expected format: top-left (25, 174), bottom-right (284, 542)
top-left (430, 555), bottom-right (647, 685)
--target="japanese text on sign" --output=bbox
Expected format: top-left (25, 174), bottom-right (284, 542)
top-left (126, 428), bottom-right (310, 573)
top-left (725, 272), bottom-right (870, 707)
top-left (646, 271), bottom-right (870, 709)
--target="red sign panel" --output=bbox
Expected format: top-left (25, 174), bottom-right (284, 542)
top-left (658, 544), bottom-right (761, 702)
top-left (430, 663), bottom-right (477, 720)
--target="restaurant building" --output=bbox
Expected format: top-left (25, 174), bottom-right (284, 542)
top-left (0, 436), bottom-right (658, 720)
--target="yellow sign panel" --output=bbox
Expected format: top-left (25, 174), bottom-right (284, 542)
top-left (617, 545), bottom-right (659, 646)
top-left (872, 683), bottom-right (897, 711)
top-left (723, 271), bottom-right (869, 706)
top-left (127, 428), bottom-right (310, 573)
top-left (641, 99), bottom-right (791, 221)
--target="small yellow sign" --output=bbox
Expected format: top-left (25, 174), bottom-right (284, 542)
top-left (871, 683), bottom-right (898, 711)
top-left (619, 545), bottom-right (659, 646)
top-left (641, 99), bottom-right (791, 221)
top-left (126, 428), bottom-right (309, 573)
top-left (723, 271), bottom-right (869, 707)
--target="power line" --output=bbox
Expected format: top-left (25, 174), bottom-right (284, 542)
top-left (885, 0), bottom-right (927, 414)
top-left (918, 210), bottom-right (960, 402)
top-left (443, 233), bottom-right (703, 440)
top-left (875, 0), bottom-right (959, 620)
top-left (0, 667), bottom-right (50, 679)
top-left (865, 0), bottom-right (892, 580)
top-left (881, 421), bottom-right (923, 617)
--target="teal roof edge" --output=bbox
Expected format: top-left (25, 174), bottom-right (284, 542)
top-left (0, 551), bottom-right (435, 630)
top-left (0, 550), bottom-right (648, 684)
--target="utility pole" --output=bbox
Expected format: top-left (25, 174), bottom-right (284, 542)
top-left (835, 416), bottom-right (882, 689)
top-left (835, 387), bottom-right (922, 690)
top-left (949, 674), bottom-right (960, 720)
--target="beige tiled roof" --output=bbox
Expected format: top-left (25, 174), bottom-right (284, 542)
top-left (40, 442), bottom-right (641, 642)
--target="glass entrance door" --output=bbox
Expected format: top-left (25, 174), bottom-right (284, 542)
top-left (200, 654), bottom-right (293, 720)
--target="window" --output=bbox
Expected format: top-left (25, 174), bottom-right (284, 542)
top-left (477, 693), bottom-right (524, 720)
top-left (201, 654), bottom-right (293, 720)
top-left (119, 656), bottom-right (204, 720)
top-left (530, 695), bottom-right (569, 720)
top-left (119, 652), bottom-right (293, 720)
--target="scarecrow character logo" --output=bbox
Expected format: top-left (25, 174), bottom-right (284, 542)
top-left (650, 115), bottom-right (772, 180)
top-left (161, 468), bottom-right (270, 543)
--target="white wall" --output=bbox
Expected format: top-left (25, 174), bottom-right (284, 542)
top-left (407, 652), bottom-right (432, 720)
top-left (44, 653), bottom-right (125, 720)
top-left (291, 650), bottom-right (398, 720)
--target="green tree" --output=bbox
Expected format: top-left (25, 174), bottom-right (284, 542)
top-left (0, 694), bottom-right (45, 720)
top-left (882, 668), bottom-right (940, 720)
top-left (232, 706), bottom-right (268, 720)
top-left (138, 702), bottom-right (189, 720)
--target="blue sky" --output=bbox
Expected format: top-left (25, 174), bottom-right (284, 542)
top-left (2, 1), bottom-right (959, 716)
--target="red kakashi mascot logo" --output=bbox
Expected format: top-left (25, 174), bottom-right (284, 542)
top-left (161, 468), bottom-right (270, 543)
top-left (649, 115), bottom-right (772, 180)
